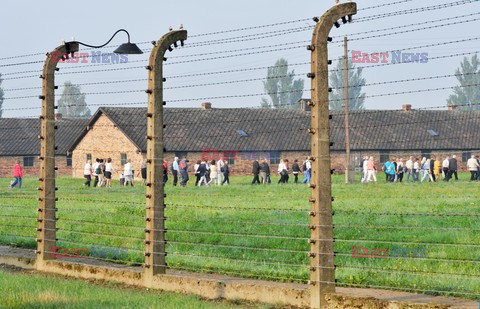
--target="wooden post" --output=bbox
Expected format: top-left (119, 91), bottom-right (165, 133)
top-left (309, 3), bottom-right (356, 308)
top-left (343, 36), bottom-right (354, 184)
top-left (144, 29), bottom-right (187, 280)
top-left (36, 43), bottom-right (78, 267)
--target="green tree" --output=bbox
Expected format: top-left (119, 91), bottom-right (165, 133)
top-left (260, 58), bottom-right (304, 109)
top-left (447, 54), bottom-right (480, 110)
top-left (57, 81), bottom-right (91, 118)
top-left (0, 73), bottom-right (4, 117)
top-left (329, 57), bottom-right (366, 110)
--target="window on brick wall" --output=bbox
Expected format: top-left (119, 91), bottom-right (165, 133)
top-left (270, 151), bottom-right (280, 165)
top-left (66, 155), bottom-right (72, 167)
top-left (379, 152), bottom-right (390, 163)
top-left (121, 153), bottom-right (128, 166)
top-left (23, 156), bottom-right (34, 167)
top-left (86, 153), bottom-right (92, 162)
top-left (462, 151), bottom-right (471, 162)
top-left (223, 151), bottom-right (236, 165)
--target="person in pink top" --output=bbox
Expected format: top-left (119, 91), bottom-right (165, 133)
top-left (366, 156), bottom-right (377, 183)
top-left (10, 160), bottom-right (23, 189)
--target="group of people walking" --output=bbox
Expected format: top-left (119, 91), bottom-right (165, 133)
top-left (252, 157), bottom-right (312, 185)
top-left (361, 154), bottom-right (476, 183)
top-left (80, 156), bottom-right (314, 188)
top-left (83, 158), bottom-right (140, 187)
top-left (170, 157), bottom-right (231, 187)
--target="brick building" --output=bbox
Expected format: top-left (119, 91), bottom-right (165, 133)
top-left (67, 103), bottom-right (480, 178)
top-left (0, 115), bottom-right (88, 178)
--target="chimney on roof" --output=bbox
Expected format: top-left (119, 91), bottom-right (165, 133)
top-left (201, 102), bottom-right (212, 110)
top-left (298, 99), bottom-right (312, 112)
top-left (55, 113), bottom-right (63, 120)
top-left (448, 104), bottom-right (457, 111)
top-left (402, 104), bottom-right (412, 111)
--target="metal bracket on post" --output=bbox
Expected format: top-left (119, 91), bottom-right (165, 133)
top-left (37, 42), bottom-right (79, 268)
top-left (309, 3), bottom-right (356, 308)
top-left (144, 29), bottom-right (187, 281)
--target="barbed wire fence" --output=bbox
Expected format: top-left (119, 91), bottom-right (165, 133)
top-left (0, 0), bottom-right (479, 307)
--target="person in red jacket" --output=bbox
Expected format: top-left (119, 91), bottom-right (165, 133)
top-left (10, 160), bottom-right (23, 189)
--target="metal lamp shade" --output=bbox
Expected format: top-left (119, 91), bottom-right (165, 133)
top-left (114, 43), bottom-right (143, 54)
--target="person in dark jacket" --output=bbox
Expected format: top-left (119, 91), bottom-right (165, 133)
top-left (221, 161), bottom-right (230, 185)
top-left (292, 160), bottom-right (300, 184)
top-left (252, 160), bottom-right (261, 184)
top-left (284, 159), bottom-right (290, 183)
top-left (447, 155), bottom-right (458, 181)
top-left (429, 156), bottom-right (436, 182)
top-left (197, 161), bottom-right (208, 186)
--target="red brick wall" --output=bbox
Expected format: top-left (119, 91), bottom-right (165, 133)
top-left (0, 156), bottom-right (72, 178)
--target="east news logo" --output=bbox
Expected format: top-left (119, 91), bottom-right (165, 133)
top-left (351, 50), bottom-right (429, 64)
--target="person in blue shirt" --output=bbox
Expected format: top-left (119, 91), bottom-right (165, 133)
top-left (384, 160), bottom-right (395, 182)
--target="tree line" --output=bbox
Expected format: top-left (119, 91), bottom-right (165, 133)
top-left (259, 55), bottom-right (480, 111)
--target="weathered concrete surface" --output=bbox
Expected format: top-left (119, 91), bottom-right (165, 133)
top-left (327, 290), bottom-right (477, 309)
top-left (0, 246), bottom-right (476, 308)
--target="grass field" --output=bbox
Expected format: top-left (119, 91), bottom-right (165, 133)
top-left (0, 174), bottom-right (479, 300)
top-left (0, 265), bottom-right (271, 308)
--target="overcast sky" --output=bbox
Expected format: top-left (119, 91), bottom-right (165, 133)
top-left (1, 0), bottom-right (479, 117)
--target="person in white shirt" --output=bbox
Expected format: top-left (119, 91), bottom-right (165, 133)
top-left (467, 155), bottom-right (479, 181)
top-left (83, 160), bottom-right (92, 187)
top-left (361, 156), bottom-right (368, 183)
top-left (302, 158), bottom-right (312, 184)
top-left (442, 156), bottom-right (450, 181)
top-left (104, 158), bottom-right (114, 187)
top-left (124, 159), bottom-right (134, 187)
top-left (412, 158), bottom-right (420, 182)
top-left (405, 156), bottom-right (414, 182)
top-left (172, 157), bottom-right (180, 186)
top-left (277, 159), bottom-right (287, 184)
top-left (193, 160), bottom-right (201, 186)
top-left (92, 158), bottom-right (100, 187)
top-left (208, 160), bottom-right (218, 185)
top-left (216, 159), bottom-right (225, 185)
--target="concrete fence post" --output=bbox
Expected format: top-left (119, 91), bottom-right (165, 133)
top-left (144, 29), bottom-right (187, 281)
top-left (308, 3), bottom-right (356, 308)
top-left (36, 42), bottom-right (78, 268)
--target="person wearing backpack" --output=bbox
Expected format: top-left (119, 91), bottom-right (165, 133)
top-left (260, 159), bottom-right (269, 184)
top-left (179, 157), bottom-right (189, 187)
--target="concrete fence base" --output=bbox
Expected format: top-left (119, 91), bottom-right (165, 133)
top-left (0, 246), bottom-right (476, 308)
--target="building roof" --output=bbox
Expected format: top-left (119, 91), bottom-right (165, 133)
top-left (0, 118), bottom-right (88, 156)
top-left (68, 107), bottom-right (480, 153)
